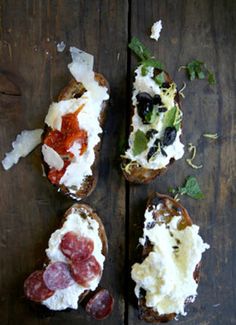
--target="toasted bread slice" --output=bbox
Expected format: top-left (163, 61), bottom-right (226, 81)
top-left (134, 193), bottom-right (203, 323)
top-left (24, 203), bottom-right (108, 309)
top-left (121, 69), bottom-right (183, 184)
top-left (42, 73), bottom-right (109, 199)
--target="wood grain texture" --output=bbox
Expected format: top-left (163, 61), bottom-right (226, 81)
top-left (0, 0), bottom-right (127, 324)
top-left (128, 1), bottom-right (236, 325)
top-left (0, 0), bottom-right (235, 325)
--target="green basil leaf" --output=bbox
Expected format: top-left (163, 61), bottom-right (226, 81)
top-left (164, 106), bottom-right (181, 130)
top-left (184, 60), bottom-right (216, 85)
top-left (154, 72), bottom-right (165, 85)
top-left (141, 65), bottom-right (148, 76)
top-left (182, 176), bottom-right (204, 199)
top-left (132, 129), bottom-right (148, 156)
top-left (128, 37), bottom-right (151, 61)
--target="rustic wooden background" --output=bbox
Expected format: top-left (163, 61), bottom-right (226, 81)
top-left (0, 1), bottom-right (235, 324)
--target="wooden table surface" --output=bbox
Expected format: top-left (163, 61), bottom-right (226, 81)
top-left (0, 1), bottom-right (235, 324)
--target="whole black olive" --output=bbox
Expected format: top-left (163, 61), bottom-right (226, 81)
top-left (136, 92), bottom-right (153, 104)
top-left (152, 94), bottom-right (162, 106)
top-left (146, 129), bottom-right (158, 140)
top-left (163, 127), bottom-right (177, 146)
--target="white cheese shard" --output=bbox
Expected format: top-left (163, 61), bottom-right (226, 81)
top-left (56, 41), bottom-right (66, 53)
top-left (42, 144), bottom-right (64, 171)
top-left (131, 206), bottom-right (210, 316)
top-left (43, 208), bottom-right (105, 310)
top-left (150, 20), bottom-right (162, 41)
top-left (2, 129), bottom-right (43, 170)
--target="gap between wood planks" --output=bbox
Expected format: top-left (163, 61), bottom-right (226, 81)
top-left (124, 0), bottom-right (132, 324)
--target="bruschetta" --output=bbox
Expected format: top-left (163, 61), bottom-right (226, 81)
top-left (24, 203), bottom-right (114, 320)
top-left (42, 47), bottom-right (109, 199)
top-left (121, 38), bottom-right (184, 183)
top-left (131, 193), bottom-right (209, 322)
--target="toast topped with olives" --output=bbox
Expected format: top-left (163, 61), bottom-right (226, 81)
top-left (121, 38), bottom-right (184, 183)
top-left (131, 193), bottom-right (209, 322)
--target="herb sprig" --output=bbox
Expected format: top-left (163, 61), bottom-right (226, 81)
top-left (129, 37), bottom-right (164, 74)
top-left (169, 176), bottom-right (204, 200)
top-left (179, 60), bottom-right (216, 85)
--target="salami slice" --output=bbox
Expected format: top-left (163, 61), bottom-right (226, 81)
top-left (60, 231), bottom-right (94, 261)
top-left (24, 270), bottom-right (54, 302)
top-left (43, 261), bottom-right (74, 291)
top-left (85, 288), bottom-right (114, 320)
top-left (71, 255), bottom-right (101, 287)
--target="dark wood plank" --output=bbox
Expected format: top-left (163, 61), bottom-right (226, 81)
top-left (0, 1), bottom-right (128, 324)
top-left (128, 0), bottom-right (236, 324)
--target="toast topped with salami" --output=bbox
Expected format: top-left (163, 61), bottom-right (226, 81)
top-left (131, 193), bottom-right (209, 322)
top-left (42, 47), bottom-right (109, 200)
top-left (24, 204), bottom-right (114, 320)
top-left (121, 38), bottom-right (184, 183)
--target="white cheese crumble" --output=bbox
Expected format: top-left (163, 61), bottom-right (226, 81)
top-left (131, 205), bottom-right (209, 316)
top-left (2, 129), bottom-right (43, 170)
top-left (123, 65), bottom-right (184, 169)
top-left (43, 208), bottom-right (105, 310)
top-left (43, 47), bottom-right (109, 195)
top-left (150, 20), bottom-right (163, 41)
top-left (56, 41), bottom-right (66, 53)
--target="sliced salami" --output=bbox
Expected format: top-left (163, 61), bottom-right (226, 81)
top-left (71, 255), bottom-right (101, 287)
top-left (60, 231), bottom-right (94, 261)
top-left (85, 288), bottom-right (114, 320)
top-left (43, 261), bottom-right (74, 291)
top-left (24, 270), bottom-right (54, 302)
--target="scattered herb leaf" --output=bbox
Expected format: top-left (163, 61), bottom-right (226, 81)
top-left (132, 130), bottom-right (148, 156)
top-left (154, 72), bottom-right (165, 85)
top-left (169, 176), bottom-right (204, 200)
top-left (179, 59), bottom-right (216, 85)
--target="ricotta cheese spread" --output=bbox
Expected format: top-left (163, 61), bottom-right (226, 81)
top-left (131, 204), bottom-right (209, 316)
top-left (43, 207), bottom-right (105, 310)
top-left (123, 65), bottom-right (184, 170)
top-left (43, 47), bottom-right (109, 196)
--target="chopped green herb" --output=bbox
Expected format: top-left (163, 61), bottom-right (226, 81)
top-left (208, 71), bottom-right (216, 85)
top-left (164, 106), bottom-right (182, 130)
top-left (144, 109), bottom-right (158, 124)
top-left (128, 37), bottom-right (151, 61)
top-left (132, 130), bottom-right (148, 156)
top-left (141, 65), bottom-right (149, 76)
top-left (169, 176), bottom-right (204, 200)
top-left (129, 37), bottom-right (164, 70)
top-left (180, 59), bottom-right (216, 85)
top-left (154, 72), bottom-right (165, 85)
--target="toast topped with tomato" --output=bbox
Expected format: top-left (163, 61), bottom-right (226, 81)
top-left (42, 47), bottom-right (109, 199)
top-left (131, 193), bottom-right (209, 322)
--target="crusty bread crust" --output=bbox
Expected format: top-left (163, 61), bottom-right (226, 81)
top-left (137, 193), bottom-right (200, 323)
top-left (122, 70), bottom-right (181, 184)
top-left (42, 73), bottom-right (109, 199)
